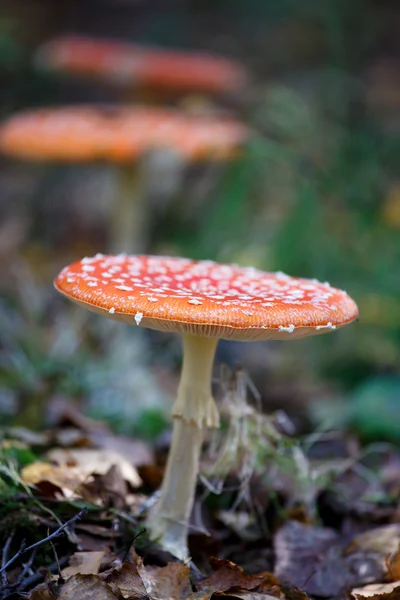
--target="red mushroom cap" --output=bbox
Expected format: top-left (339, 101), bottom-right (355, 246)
top-left (36, 35), bottom-right (248, 95)
top-left (54, 255), bottom-right (359, 341)
top-left (0, 105), bottom-right (247, 163)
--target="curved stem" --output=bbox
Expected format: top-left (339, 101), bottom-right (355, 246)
top-left (110, 164), bottom-right (148, 254)
top-left (147, 334), bottom-right (219, 559)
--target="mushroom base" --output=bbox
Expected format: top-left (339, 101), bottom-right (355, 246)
top-left (146, 333), bottom-right (219, 558)
top-left (147, 418), bottom-right (204, 559)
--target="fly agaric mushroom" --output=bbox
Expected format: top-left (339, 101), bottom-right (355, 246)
top-left (35, 35), bottom-right (248, 97)
top-left (54, 254), bottom-right (359, 559)
top-left (0, 105), bottom-right (247, 253)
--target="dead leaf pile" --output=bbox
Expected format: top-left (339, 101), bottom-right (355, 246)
top-left (29, 552), bottom-right (308, 600)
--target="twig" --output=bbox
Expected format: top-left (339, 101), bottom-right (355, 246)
top-left (1, 534), bottom-right (14, 588)
top-left (48, 537), bottom-right (64, 584)
top-left (0, 507), bottom-right (87, 576)
top-left (0, 555), bottom-right (70, 599)
top-left (13, 549), bottom-right (36, 588)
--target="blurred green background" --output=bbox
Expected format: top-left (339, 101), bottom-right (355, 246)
top-left (0, 0), bottom-right (399, 442)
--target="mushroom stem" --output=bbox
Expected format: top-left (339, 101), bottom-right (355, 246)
top-left (147, 333), bottom-right (219, 559)
top-left (110, 164), bottom-right (148, 254)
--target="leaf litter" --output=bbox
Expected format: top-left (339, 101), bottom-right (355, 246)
top-left (1, 368), bottom-right (400, 599)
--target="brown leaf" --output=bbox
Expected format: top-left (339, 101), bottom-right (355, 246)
top-left (62, 551), bottom-right (106, 578)
top-left (108, 554), bottom-right (192, 600)
top-left (386, 545), bottom-right (400, 582)
top-left (107, 562), bottom-right (148, 598)
top-left (100, 464), bottom-right (129, 508)
top-left (351, 581), bottom-right (400, 599)
top-left (21, 461), bottom-right (87, 498)
top-left (253, 578), bottom-right (309, 600)
top-left (58, 574), bottom-right (119, 600)
top-left (47, 448), bottom-right (142, 488)
top-left (28, 582), bottom-right (58, 599)
top-left (193, 558), bottom-right (271, 599)
top-left (140, 562), bottom-right (192, 600)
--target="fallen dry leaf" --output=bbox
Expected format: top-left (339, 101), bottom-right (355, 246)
top-left (58, 574), bottom-right (118, 599)
top-left (106, 561), bottom-right (148, 598)
top-left (100, 464), bottom-right (129, 508)
top-left (193, 558), bottom-right (281, 600)
top-left (29, 583), bottom-right (58, 599)
top-left (47, 447), bottom-right (142, 487)
top-left (140, 562), bottom-right (192, 600)
top-left (386, 544), bottom-right (400, 582)
top-left (188, 558), bottom-right (308, 600)
top-left (62, 551), bottom-right (106, 578)
top-left (351, 581), bottom-right (400, 599)
top-left (29, 553), bottom-right (309, 600)
top-left (21, 461), bottom-right (88, 498)
top-left (108, 550), bottom-right (192, 600)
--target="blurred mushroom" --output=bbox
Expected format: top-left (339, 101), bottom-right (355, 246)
top-left (35, 35), bottom-right (248, 99)
top-left (55, 254), bottom-right (359, 559)
top-left (0, 105), bottom-right (248, 253)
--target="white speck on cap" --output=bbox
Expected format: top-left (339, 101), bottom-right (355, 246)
top-left (279, 324), bottom-right (295, 333)
top-left (109, 307), bottom-right (115, 314)
top-left (316, 322), bottom-right (336, 330)
top-left (134, 312), bottom-right (143, 325)
top-left (188, 298), bottom-right (202, 305)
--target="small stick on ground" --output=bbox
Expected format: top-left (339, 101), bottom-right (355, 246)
top-left (0, 507), bottom-right (87, 577)
top-left (13, 549), bottom-right (37, 588)
top-left (1, 534), bottom-right (14, 588)
top-left (49, 537), bottom-right (64, 585)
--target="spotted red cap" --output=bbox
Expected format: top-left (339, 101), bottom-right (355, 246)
top-left (54, 255), bottom-right (359, 341)
top-left (36, 35), bottom-right (248, 95)
top-left (0, 106), bottom-right (247, 163)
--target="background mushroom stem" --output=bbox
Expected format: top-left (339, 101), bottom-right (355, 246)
top-left (110, 164), bottom-right (148, 254)
top-left (147, 333), bottom-right (219, 558)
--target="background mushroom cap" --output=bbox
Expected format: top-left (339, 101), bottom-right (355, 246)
top-left (54, 255), bottom-right (359, 341)
top-left (36, 35), bottom-right (248, 94)
top-left (0, 106), bottom-right (247, 163)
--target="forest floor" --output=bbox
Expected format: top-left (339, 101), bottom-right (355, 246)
top-left (1, 391), bottom-right (400, 600)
